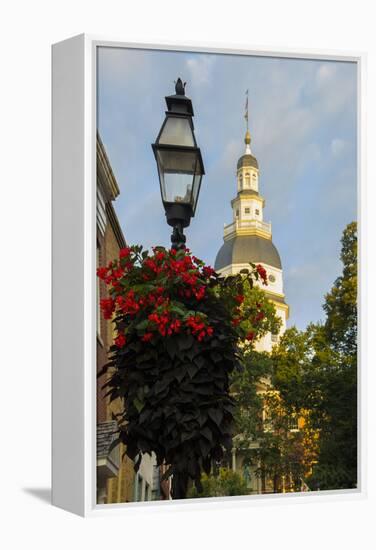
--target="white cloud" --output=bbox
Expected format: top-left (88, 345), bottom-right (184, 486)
top-left (331, 138), bottom-right (346, 156)
top-left (316, 63), bottom-right (337, 86)
top-left (186, 55), bottom-right (215, 87)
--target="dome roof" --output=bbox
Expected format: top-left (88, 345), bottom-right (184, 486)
top-left (237, 154), bottom-right (259, 170)
top-left (215, 235), bottom-right (282, 271)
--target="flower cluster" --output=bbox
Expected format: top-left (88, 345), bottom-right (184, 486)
top-left (147, 312), bottom-right (182, 337)
top-left (185, 315), bottom-right (214, 342)
top-left (97, 245), bottom-right (272, 350)
top-left (100, 298), bottom-right (115, 320)
top-left (255, 264), bottom-right (268, 285)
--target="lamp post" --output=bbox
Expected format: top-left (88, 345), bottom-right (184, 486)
top-left (152, 78), bottom-right (205, 250)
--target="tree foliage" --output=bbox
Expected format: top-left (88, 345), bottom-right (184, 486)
top-left (324, 221), bottom-right (357, 356)
top-left (232, 348), bottom-right (318, 492)
top-left (272, 222), bottom-right (357, 490)
top-left (187, 468), bottom-right (249, 498)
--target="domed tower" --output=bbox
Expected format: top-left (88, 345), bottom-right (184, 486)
top-left (214, 123), bottom-right (289, 352)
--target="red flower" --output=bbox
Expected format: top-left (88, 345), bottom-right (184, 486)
top-left (155, 251), bottom-right (165, 262)
top-left (119, 247), bottom-right (131, 259)
top-left (232, 318), bottom-right (241, 326)
top-left (148, 311), bottom-right (171, 336)
top-left (169, 319), bottom-right (181, 334)
top-left (144, 258), bottom-right (157, 272)
top-left (115, 333), bottom-right (126, 348)
top-left (100, 298), bottom-right (115, 320)
top-left (142, 332), bottom-right (153, 343)
top-left (255, 311), bottom-right (265, 322)
top-left (186, 315), bottom-right (213, 340)
top-left (235, 294), bottom-right (244, 304)
top-left (96, 267), bottom-right (108, 280)
top-left (202, 266), bottom-right (216, 278)
top-left (113, 268), bottom-right (124, 280)
top-left (197, 330), bottom-right (206, 342)
top-left (246, 331), bottom-right (255, 342)
top-left (194, 286), bottom-right (206, 300)
top-left (256, 264), bottom-right (268, 285)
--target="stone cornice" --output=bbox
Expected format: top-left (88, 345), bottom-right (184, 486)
top-left (97, 132), bottom-right (120, 202)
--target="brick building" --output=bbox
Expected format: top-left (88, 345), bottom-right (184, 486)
top-left (96, 134), bottom-right (170, 504)
top-left (96, 133), bottom-right (136, 504)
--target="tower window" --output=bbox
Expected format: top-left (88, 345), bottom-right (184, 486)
top-left (255, 209), bottom-right (260, 216)
top-left (236, 209), bottom-right (239, 218)
top-left (245, 207), bottom-right (250, 214)
top-left (245, 173), bottom-right (250, 187)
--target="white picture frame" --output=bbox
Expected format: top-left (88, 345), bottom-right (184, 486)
top-left (52, 34), bottom-right (366, 517)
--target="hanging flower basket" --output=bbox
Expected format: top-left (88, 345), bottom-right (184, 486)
top-left (98, 245), bottom-right (272, 498)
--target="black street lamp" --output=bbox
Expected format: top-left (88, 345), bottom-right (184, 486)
top-left (152, 78), bottom-right (205, 249)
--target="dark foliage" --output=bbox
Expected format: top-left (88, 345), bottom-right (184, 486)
top-left (103, 289), bottom-right (240, 497)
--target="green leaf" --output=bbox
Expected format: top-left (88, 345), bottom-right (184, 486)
top-left (187, 363), bottom-right (198, 379)
top-left (133, 397), bottom-right (144, 413)
top-left (174, 366), bottom-right (186, 383)
top-left (178, 334), bottom-right (194, 352)
top-left (170, 304), bottom-right (187, 317)
top-left (211, 351), bottom-right (222, 363)
top-left (194, 355), bottom-right (206, 369)
top-left (165, 337), bottom-right (177, 360)
top-left (136, 319), bottom-right (149, 331)
top-left (201, 426), bottom-right (212, 442)
top-left (208, 408), bottom-right (223, 426)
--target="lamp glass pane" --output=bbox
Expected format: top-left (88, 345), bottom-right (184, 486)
top-left (158, 116), bottom-right (195, 147)
top-left (191, 172), bottom-right (202, 213)
top-left (157, 149), bottom-right (199, 205)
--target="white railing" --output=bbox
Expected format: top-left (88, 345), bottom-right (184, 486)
top-left (223, 219), bottom-right (272, 237)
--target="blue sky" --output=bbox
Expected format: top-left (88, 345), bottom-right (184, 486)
top-left (97, 47), bottom-right (357, 330)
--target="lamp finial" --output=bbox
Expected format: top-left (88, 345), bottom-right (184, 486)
top-left (174, 78), bottom-right (186, 95)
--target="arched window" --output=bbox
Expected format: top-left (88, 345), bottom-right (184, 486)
top-left (245, 173), bottom-right (250, 187)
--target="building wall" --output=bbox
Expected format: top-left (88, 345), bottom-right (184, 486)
top-left (100, 214), bottom-right (136, 504)
top-left (96, 136), bottom-right (165, 504)
top-left (96, 135), bottom-right (136, 505)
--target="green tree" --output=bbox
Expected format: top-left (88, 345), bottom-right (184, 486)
top-left (232, 345), bottom-right (318, 493)
top-left (310, 222), bottom-right (357, 489)
top-left (187, 468), bottom-right (249, 498)
top-left (231, 350), bottom-right (272, 445)
top-left (324, 221), bottom-right (357, 356)
top-left (272, 222), bottom-right (357, 490)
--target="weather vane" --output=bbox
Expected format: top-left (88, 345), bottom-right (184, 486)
top-left (244, 89), bottom-right (249, 131)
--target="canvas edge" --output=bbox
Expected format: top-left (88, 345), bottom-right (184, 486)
top-left (51, 33), bottom-right (366, 517)
top-left (52, 33), bottom-right (87, 517)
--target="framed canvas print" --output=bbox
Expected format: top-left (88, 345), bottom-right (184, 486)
top-left (52, 35), bottom-right (364, 516)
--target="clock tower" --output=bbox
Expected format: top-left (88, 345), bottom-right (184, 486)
top-left (214, 122), bottom-right (289, 352)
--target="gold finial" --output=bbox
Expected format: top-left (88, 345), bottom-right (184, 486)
top-left (244, 90), bottom-right (252, 152)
